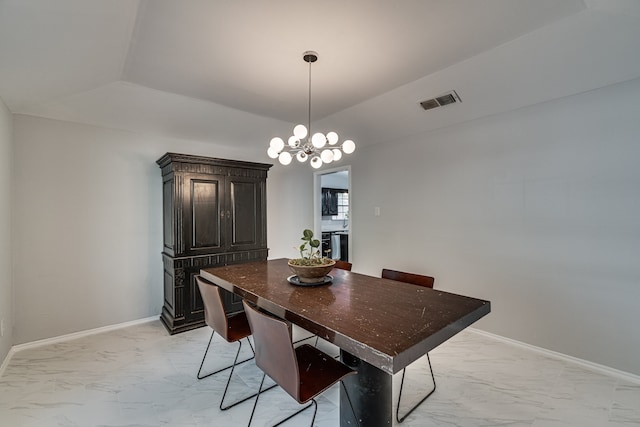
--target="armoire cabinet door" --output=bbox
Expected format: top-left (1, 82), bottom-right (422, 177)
top-left (184, 263), bottom-right (252, 322)
top-left (184, 174), bottom-right (226, 255)
top-left (226, 175), bottom-right (266, 251)
top-left (186, 267), bottom-right (204, 323)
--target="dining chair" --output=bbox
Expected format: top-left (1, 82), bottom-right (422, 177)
top-left (243, 300), bottom-right (361, 427)
top-left (195, 276), bottom-right (270, 410)
top-left (333, 260), bottom-right (353, 271)
top-left (381, 268), bottom-right (437, 423)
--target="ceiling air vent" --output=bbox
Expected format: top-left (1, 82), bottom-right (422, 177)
top-left (419, 90), bottom-right (461, 111)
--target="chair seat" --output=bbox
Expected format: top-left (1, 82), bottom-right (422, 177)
top-left (225, 312), bottom-right (253, 342)
top-left (295, 344), bottom-right (356, 404)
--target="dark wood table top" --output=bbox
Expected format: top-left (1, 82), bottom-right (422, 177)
top-left (200, 258), bottom-right (490, 375)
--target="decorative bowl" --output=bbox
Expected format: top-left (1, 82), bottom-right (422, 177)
top-left (287, 259), bottom-right (336, 284)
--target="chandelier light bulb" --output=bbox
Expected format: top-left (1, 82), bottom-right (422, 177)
top-left (321, 149), bottom-right (334, 163)
top-left (296, 151), bottom-right (308, 162)
top-left (310, 156), bottom-right (323, 169)
top-left (278, 151), bottom-right (292, 165)
top-left (311, 132), bottom-right (326, 148)
top-left (332, 148), bottom-right (342, 161)
top-left (326, 131), bottom-right (339, 145)
top-left (293, 124), bottom-right (308, 139)
top-left (267, 146), bottom-right (280, 159)
top-left (288, 136), bottom-right (300, 148)
top-left (270, 137), bottom-right (285, 152)
top-left (342, 139), bottom-right (356, 154)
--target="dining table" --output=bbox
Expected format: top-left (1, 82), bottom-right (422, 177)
top-left (200, 258), bottom-right (491, 426)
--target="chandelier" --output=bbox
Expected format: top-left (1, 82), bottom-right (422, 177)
top-left (267, 51), bottom-right (355, 168)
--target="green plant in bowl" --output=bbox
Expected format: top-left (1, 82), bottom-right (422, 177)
top-left (288, 229), bottom-right (335, 283)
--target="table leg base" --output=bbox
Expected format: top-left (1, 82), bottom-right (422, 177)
top-left (340, 350), bottom-right (392, 426)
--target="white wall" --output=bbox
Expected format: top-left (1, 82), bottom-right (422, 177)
top-left (0, 97), bottom-right (13, 364)
top-left (266, 162), bottom-right (315, 259)
top-left (10, 77), bottom-right (640, 377)
top-left (11, 115), bottom-right (305, 344)
top-left (321, 171), bottom-right (349, 190)
top-left (350, 77), bottom-right (640, 375)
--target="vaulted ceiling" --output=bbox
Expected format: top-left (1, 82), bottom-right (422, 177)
top-left (1, 0), bottom-right (639, 149)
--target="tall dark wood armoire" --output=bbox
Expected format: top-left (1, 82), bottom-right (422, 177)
top-left (157, 153), bottom-right (271, 334)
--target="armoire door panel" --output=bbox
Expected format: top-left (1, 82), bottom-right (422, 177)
top-left (192, 180), bottom-right (220, 247)
top-left (162, 178), bottom-right (175, 255)
top-left (221, 286), bottom-right (244, 313)
top-left (187, 269), bottom-right (204, 321)
top-left (188, 178), bottom-right (225, 254)
top-left (163, 270), bottom-right (174, 313)
top-left (230, 181), bottom-right (257, 245)
top-left (227, 177), bottom-right (265, 251)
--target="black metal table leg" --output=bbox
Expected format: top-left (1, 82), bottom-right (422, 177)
top-left (340, 350), bottom-right (392, 426)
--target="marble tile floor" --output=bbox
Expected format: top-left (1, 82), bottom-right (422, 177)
top-left (1, 320), bottom-right (639, 427)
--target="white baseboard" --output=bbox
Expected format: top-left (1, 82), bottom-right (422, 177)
top-left (2, 318), bottom-right (639, 385)
top-left (468, 327), bottom-right (640, 384)
top-left (0, 346), bottom-right (17, 378)
top-left (0, 316), bottom-right (158, 378)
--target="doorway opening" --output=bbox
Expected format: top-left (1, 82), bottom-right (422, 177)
top-left (314, 166), bottom-right (351, 262)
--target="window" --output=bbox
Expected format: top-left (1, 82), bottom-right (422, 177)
top-left (332, 192), bottom-right (349, 220)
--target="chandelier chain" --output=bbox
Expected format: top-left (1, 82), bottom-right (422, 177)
top-left (307, 56), bottom-right (312, 140)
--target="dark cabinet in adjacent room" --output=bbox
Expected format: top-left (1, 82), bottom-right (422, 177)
top-left (321, 187), bottom-right (348, 216)
top-left (157, 153), bottom-right (271, 334)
